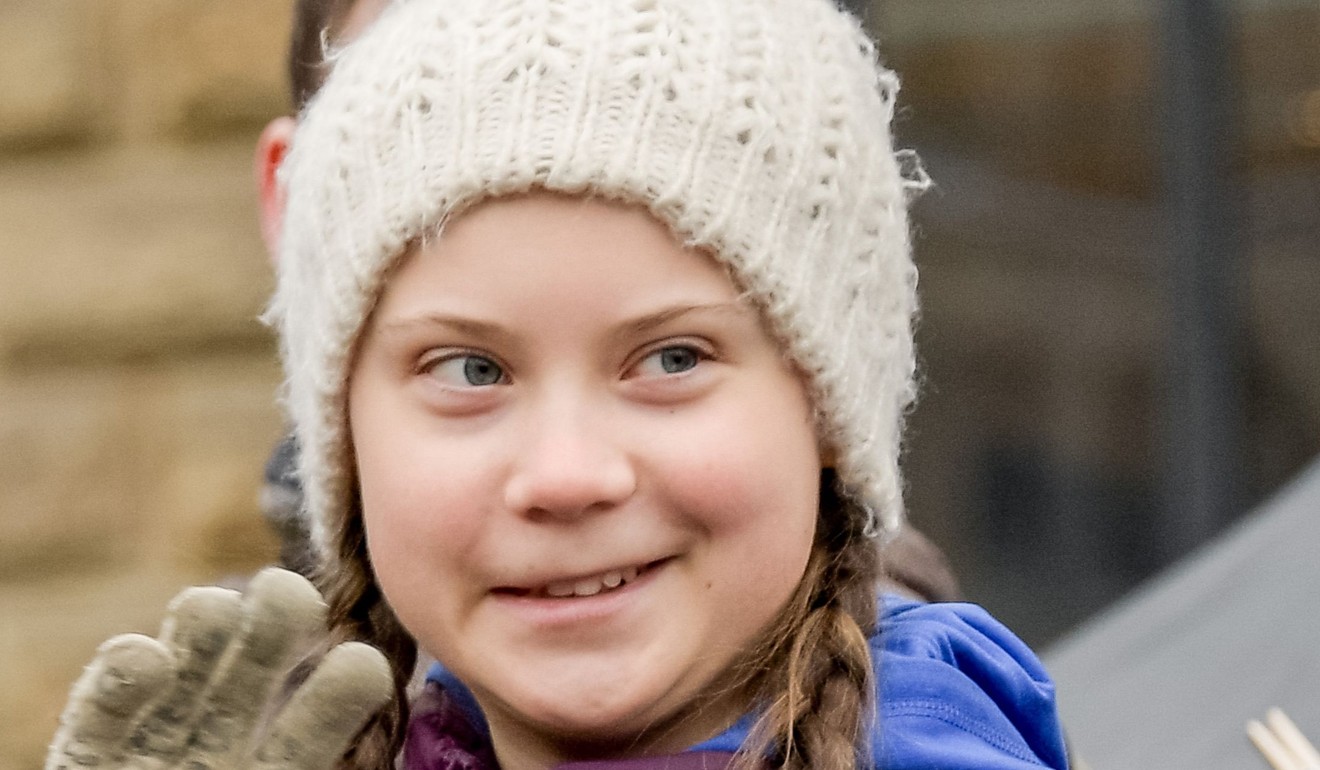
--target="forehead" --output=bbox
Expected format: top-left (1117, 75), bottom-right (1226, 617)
top-left (376, 193), bottom-right (745, 315)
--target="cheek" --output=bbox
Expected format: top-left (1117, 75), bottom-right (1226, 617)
top-left (357, 472), bottom-right (452, 605)
top-left (358, 450), bottom-right (489, 566)
top-left (666, 427), bottom-right (818, 639)
top-left (656, 400), bottom-right (821, 548)
top-left (351, 399), bottom-right (492, 605)
top-left (355, 448), bottom-right (492, 652)
top-left (352, 379), bottom-right (487, 543)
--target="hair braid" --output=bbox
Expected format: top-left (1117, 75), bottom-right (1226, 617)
top-left (317, 499), bottom-right (418, 770)
top-left (736, 474), bottom-right (881, 770)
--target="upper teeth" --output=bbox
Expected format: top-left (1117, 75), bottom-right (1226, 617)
top-left (544, 565), bottom-right (640, 598)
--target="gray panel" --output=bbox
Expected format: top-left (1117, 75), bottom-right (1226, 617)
top-left (1045, 459), bottom-right (1320, 769)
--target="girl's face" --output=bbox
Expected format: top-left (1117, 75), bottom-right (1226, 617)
top-left (349, 192), bottom-right (821, 769)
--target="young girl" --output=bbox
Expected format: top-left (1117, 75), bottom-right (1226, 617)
top-left (48, 1), bottom-right (1068, 768)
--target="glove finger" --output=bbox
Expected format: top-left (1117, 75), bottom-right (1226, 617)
top-left (125, 586), bottom-right (243, 764)
top-left (46, 633), bottom-right (175, 770)
top-left (184, 568), bottom-right (328, 766)
top-left (254, 642), bottom-right (393, 770)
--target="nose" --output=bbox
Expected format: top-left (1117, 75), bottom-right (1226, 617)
top-left (502, 397), bottom-right (637, 521)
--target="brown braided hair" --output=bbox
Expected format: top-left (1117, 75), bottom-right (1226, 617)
top-left (318, 495), bottom-right (418, 770)
top-left (727, 471), bottom-right (881, 770)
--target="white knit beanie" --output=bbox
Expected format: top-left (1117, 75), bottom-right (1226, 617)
top-left (269, 0), bottom-right (926, 561)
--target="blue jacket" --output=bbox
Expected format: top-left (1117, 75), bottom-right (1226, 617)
top-left (416, 597), bottom-right (1068, 769)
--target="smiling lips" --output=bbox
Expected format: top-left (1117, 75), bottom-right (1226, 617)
top-left (499, 562), bottom-right (654, 599)
top-left (545, 565), bottom-right (641, 597)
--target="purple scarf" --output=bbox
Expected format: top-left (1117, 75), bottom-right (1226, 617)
top-left (402, 682), bottom-right (740, 770)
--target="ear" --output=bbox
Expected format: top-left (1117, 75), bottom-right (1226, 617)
top-left (255, 116), bottom-right (297, 266)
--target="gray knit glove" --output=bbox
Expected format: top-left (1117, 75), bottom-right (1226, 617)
top-left (46, 568), bottom-right (393, 770)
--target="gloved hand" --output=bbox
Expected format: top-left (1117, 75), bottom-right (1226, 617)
top-left (46, 567), bottom-right (393, 770)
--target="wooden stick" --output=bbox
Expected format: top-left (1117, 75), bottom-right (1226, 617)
top-left (1267, 709), bottom-right (1320, 770)
top-left (1249, 718), bottom-right (1299, 770)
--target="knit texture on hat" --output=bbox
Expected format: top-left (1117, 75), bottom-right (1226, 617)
top-left (269, 0), bottom-right (925, 558)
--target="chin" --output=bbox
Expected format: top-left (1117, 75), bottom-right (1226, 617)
top-left (526, 672), bottom-right (743, 760)
top-left (525, 685), bottom-right (663, 734)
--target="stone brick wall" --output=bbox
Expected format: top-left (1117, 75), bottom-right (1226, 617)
top-left (0, 2), bottom-right (294, 767)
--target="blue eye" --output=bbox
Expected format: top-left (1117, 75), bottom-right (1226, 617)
top-left (427, 354), bottom-right (506, 386)
top-left (637, 345), bottom-right (704, 376)
top-left (658, 347), bottom-right (700, 373)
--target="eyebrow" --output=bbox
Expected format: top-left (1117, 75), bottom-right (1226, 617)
top-left (373, 313), bottom-right (516, 346)
top-left (617, 301), bottom-right (756, 338)
top-left (373, 301), bottom-right (755, 344)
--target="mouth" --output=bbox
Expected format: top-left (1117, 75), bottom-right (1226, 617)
top-left (494, 560), bottom-right (664, 599)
